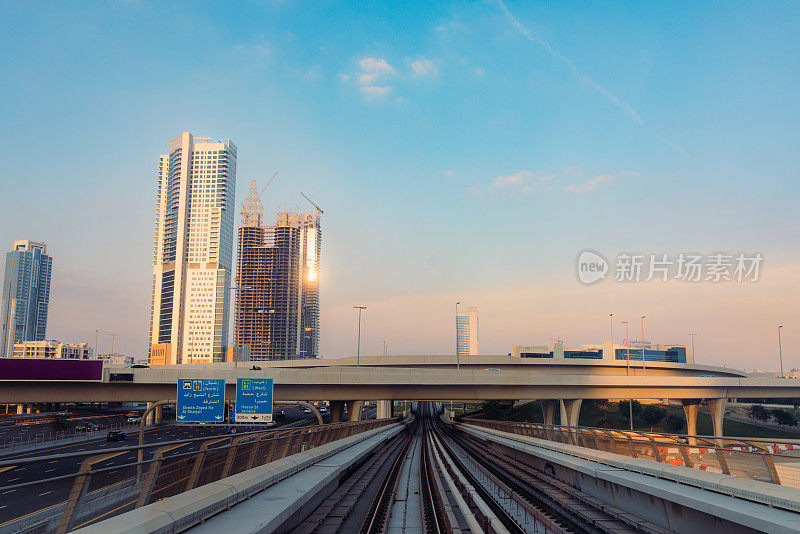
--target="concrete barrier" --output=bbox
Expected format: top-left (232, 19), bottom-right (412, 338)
top-left (72, 422), bottom-right (404, 534)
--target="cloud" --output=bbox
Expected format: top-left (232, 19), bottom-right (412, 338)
top-left (496, 0), bottom-right (684, 153)
top-left (339, 73), bottom-right (349, 82)
top-left (564, 171), bottom-right (639, 193)
top-left (361, 86), bottom-right (391, 97)
top-left (493, 170), bottom-right (533, 186)
top-left (359, 57), bottom-right (395, 76)
top-left (354, 57), bottom-right (396, 98)
top-left (410, 57), bottom-right (438, 76)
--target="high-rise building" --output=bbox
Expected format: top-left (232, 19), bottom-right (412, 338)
top-left (1, 240), bottom-right (53, 358)
top-left (456, 306), bottom-right (479, 356)
top-left (235, 183), bottom-right (321, 360)
top-left (149, 132), bottom-right (237, 364)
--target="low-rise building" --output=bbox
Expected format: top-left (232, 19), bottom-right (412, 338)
top-left (11, 340), bottom-right (93, 359)
top-left (512, 340), bottom-right (689, 364)
top-left (96, 353), bottom-right (134, 366)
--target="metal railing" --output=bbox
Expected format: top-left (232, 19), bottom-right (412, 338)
top-left (0, 419), bottom-right (152, 453)
top-left (0, 418), bottom-right (399, 534)
top-left (461, 418), bottom-right (800, 488)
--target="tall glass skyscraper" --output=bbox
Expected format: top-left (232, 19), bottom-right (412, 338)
top-left (1, 240), bottom-right (53, 358)
top-left (149, 132), bottom-right (237, 364)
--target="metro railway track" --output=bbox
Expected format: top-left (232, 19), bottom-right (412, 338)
top-left (436, 420), bottom-right (669, 534)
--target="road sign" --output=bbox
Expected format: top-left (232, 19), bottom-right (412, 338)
top-left (176, 379), bottom-right (225, 423)
top-left (235, 378), bottom-right (274, 423)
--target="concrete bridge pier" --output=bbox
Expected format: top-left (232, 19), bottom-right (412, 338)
top-left (347, 400), bottom-right (364, 421)
top-left (540, 399), bottom-right (557, 425)
top-left (707, 398), bottom-right (727, 445)
top-left (145, 401), bottom-right (156, 425)
top-left (560, 399), bottom-right (582, 427)
top-left (376, 400), bottom-right (391, 419)
top-left (681, 399), bottom-right (701, 445)
top-left (330, 401), bottom-right (345, 423)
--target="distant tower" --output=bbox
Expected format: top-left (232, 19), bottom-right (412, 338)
top-left (456, 306), bottom-right (479, 356)
top-left (1, 240), bottom-right (53, 358)
top-left (235, 202), bottom-right (321, 360)
top-left (148, 132), bottom-right (238, 364)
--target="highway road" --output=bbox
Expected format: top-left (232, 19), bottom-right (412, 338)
top-left (0, 406), bottom-right (314, 528)
top-left (0, 410), bottom-right (135, 447)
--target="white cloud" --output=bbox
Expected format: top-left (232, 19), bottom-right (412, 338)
top-left (493, 171), bottom-right (533, 186)
top-left (564, 171), bottom-right (638, 193)
top-left (410, 57), bottom-right (438, 76)
top-left (361, 86), bottom-right (391, 97)
top-left (394, 96), bottom-right (408, 105)
top-left (339, 73), bottom-right (349, 82)
top-left (359, 57), bottom-right (395, 76)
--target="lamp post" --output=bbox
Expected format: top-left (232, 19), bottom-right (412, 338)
top-left (641, 315), bottom-right (646, 372)
top-left (689, 333), bottom-right (697, 362)
top-left (610, 313), bottom-right (613, 359)
top-left (778, 325), bottom-right (784, 378)
top-left (622, 321), bottom-right (632, 430)
top-left (353, 306), bottom-right (366, 367)
top-left (455, 301), bottom-right (461, 371)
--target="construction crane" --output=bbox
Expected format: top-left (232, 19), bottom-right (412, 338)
top-left (300, 192), bottom-right (324, 215)
top-left (259, 171), bottom-right (279, 198)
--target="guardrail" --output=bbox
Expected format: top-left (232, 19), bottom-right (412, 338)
top-left (461, 418), bottom-right (800, 488)
top-left (0, 417), bottom-right (399, 534)
top-left (0, 419), bottom-right (154, 454)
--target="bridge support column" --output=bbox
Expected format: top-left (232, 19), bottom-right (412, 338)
top-left (330, 401), bottom-right (345, 423)
top-left (560, 399), bottom-right (582, 427)
top-left (376, 400), bottom-right (391, 419)
top-left (145, 402), bottom-right (155, 426)
top-left (681, 399), bottom-right (701, 445)
top-left (707, 398), bottom-right (727, 446)
top-left (347, 400), bottom-right (364, 422)
top-left (540, 400), bottom-right (557, 425)
top-left (154, 404), bottom-right (163, 425)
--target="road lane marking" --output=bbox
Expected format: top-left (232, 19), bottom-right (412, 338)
top-left (39, 491), bottom-right (51, 496)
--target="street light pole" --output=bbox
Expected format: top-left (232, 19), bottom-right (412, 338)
top-left (353, 306), bottom-right (366, 367)
top-left (778, 325), bottom-right (784, 378)
top-left (641, 315), bottom-right (646, 373)
top-left (610, 313), bottom-right (613, 358)
top-left (622, 321), bottom-right (632, 430)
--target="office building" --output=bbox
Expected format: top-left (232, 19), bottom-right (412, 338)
top-left (457, 306), bottom-right (479, 356)
top-left (512, 340), bottom-right (688, 363)
top-left (1, 240), bottom-right (53, 358)
top-left (235, 183), bottom-right (321, 360)
top-left (12, 340), bottom-right (93, 359)
top-left (96, 353), bottom-right (134, 366)
top-left (148, 132), bottom-right (237, 364)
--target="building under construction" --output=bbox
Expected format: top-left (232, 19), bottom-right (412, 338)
top-left (235, 181), bottom-right (321, 360)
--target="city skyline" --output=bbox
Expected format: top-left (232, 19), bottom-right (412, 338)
top-left (0, 2), bottom-right (797, 368)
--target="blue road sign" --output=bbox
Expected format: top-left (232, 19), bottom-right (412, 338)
top-left (176, 379), bottom-right (225, 423)
top-left (235, 378), bottom-right (274, 423)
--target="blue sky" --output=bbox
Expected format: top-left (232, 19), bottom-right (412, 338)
top-left (1, 1), bottom-right (798, 369)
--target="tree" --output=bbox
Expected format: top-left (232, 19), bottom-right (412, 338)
top-left (661, 414), bottom-right (686, 434)
top-left (617, 400), bottom-right (642, 420)
top-left (641, 404), bottom-right (667, 431)
top-left (772, 409), bottom-right (796, 426)
top-left (748, 404), bottom-right (770, 422)
top-left (51, 414), bottom-right (69, 432)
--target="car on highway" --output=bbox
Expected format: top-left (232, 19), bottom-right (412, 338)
top-left (126, 411), bottom-right (140, 418)
top-left (128, 364), bottom-right (150, 368)
top-left (302, 406), bottom-right (312, 414)
top-left (56, 410), bottom-right (72, 417)
top-left (273, 410), bottom-right (286, 422)
top-left (76, 423), bottom-right (104, 432)
top-left (106, 431), bottom-right (126, 442)
top-left (127, 416), bottom-right (142, 424)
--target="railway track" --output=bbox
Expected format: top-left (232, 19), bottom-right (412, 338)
top-left (293, 404), bottom-right (664, 533)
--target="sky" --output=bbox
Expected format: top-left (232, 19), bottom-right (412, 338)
top-left (0, 1), bottom-right (798, 371)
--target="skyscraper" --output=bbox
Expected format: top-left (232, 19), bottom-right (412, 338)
top-left (235, 184), bottom-right (321, 360)
top-left (1, 240), bottom-right (53, 358)
top-left (456, 306), bottom-right (479, 357)
top-left (149, 133), bottom-right (237, 364)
